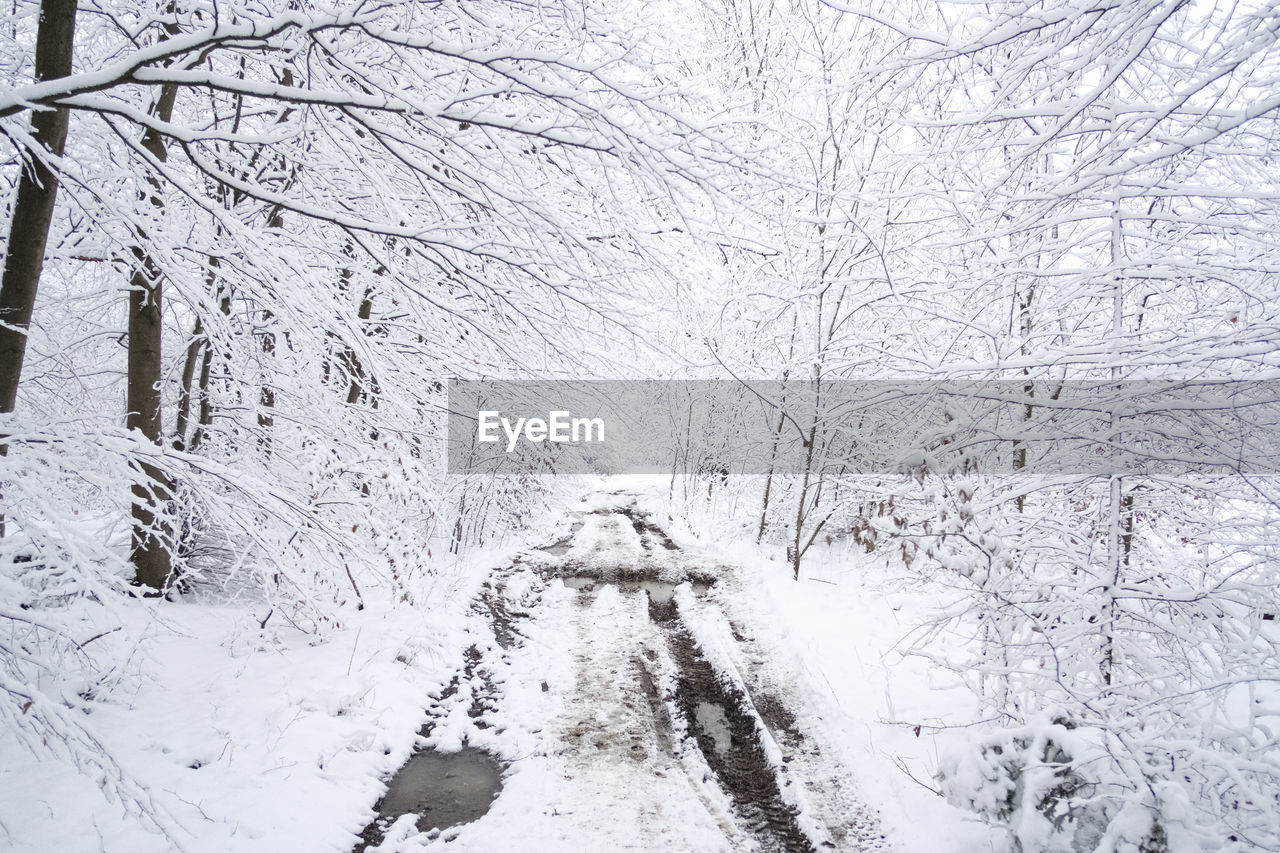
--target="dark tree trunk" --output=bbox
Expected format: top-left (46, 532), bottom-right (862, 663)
top-left (252, 61), bottom-right (296, 454)
top-left (345, 288), bottom-right (374, 405)
top-left (756, 406), bottom-right (785, 543)
top-left (174, 253), bottom-right (223, 451)
top-left (128, 249), bottom-right (172, 589)
top-left (791, 420), bottom-right (817, 580)
top-left (173, 316), bottom-right (204, 451)
top-left (190, 284), bottom-right (230, 452)
top-left (258, 321), bottom-right (275, 442)
top-left (0, 0), bottom-right (77, 537)
top-left (127, 72), bottom-right (179, 590)
top-left (257, 228), bottom-right (279, 452)
top-left (191, 336), bottom-right (214, 449)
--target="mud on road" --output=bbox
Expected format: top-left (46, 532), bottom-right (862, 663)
top-left (357, 498), bottom-right (890, 852)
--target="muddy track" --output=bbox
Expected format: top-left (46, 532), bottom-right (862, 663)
top-left (715, 610), bottom-right (892, 852)
top-left (626, 502), bottom-right (888, 852)
top-left (356, 501), bottom-right (887, 851)
top-left (661, 622), bottom-right (817, 852)
top-left (356, 569), bottom-right (528, 849)
top-left (618, 503), bottom-right (680, 550)
top-left (567, 504), bottom-right (819, 850)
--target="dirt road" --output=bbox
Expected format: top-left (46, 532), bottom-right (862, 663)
top-left (359, 497), bottom-right (890, 852)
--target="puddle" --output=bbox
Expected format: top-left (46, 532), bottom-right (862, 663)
top-left (540, 539), bottom-right (573, 556)
top-left (695, 701), bottom-right (732, 754)
top-left (358, 568), bottom-right (527, 849)
top-left (368, 748), bottom-right (503, 836)
top-left (560, 576), bottom-right (711, 604)
top-left (538, 521), bottom-right (585, 556)
top-left (639, 580), bottom-right (679, 605)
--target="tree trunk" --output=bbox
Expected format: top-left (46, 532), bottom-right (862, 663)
top-left (173, 316), bottom-right (204, 451)
top-left (258, 315), bottom-right (276, 445)
top-left (0, 0), bottom-right (77, 537)
top-left (1013, 283), bottom-right (1035, 513)
top-left (127, 68), bottom-right (179, 590)
top-left (791, 416), bottom-right (818, 580)
top-left (252, 66), bottom-right (297, 454)
top-left (190, 281), bottom-right (230, 452)
top-left (345, 288), bottom-right (375, 405)
top-left (257, 209), bottom-right (283, 453)
top-left (128, 249), bottom-right (172, 589)
top-left (1100, 190), bottom-right (1126, 686)
top-left (174, 251), bottom-right (224, 451)
top-left (757, 405), bottom-right (785, 543)
top-left (190, 342), bottom-right (213, 450)
top-left (757, 324), bottom-right (796, 543)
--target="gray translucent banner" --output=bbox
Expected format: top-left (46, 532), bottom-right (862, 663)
top-left (446, 380), bottom-right (1280, 476)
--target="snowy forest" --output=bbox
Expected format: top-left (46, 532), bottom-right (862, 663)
top-left (2, 0), bottom-right (1280, 851)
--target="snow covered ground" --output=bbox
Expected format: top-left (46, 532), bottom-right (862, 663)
top-left (656, 508), bottom-right (1001, 852)
top-left (0, 540), bottom-right (519, 853)
top-left (0, 481), bottom-right (1000, 852)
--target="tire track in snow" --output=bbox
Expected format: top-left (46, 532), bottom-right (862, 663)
top-left (358, 498), bottom-right (891, 851)
top-left (550, 502), bottom-right (885, 851)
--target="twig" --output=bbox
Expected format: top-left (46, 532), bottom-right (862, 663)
top-left (892, 756), bottom-right (942, 796)
top-left (347, 627), bottom-right (362, 677)
top-left (77, 627), bottom-right (122, 649)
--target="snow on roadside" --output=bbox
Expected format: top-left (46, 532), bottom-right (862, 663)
top-left (0, 537), bottom-right (538, 853)
top-left (731, 549), bottom-right (999, 853)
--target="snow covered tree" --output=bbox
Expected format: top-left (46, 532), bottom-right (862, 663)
top-left (0, 0), bottom-right (730, 586)
top-left (876, 0), bottom-right (1280, 847)
top-left (0, 0), bottom-right (736, 836)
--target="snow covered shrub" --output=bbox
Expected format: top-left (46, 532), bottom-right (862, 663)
top-left (0, 446), bottom-right (190, 843)
top-left (938, 713), bottom-right (1190, 853)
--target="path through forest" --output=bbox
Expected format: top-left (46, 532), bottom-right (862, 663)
top-left (357, 494), bottom-right (892, 852)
